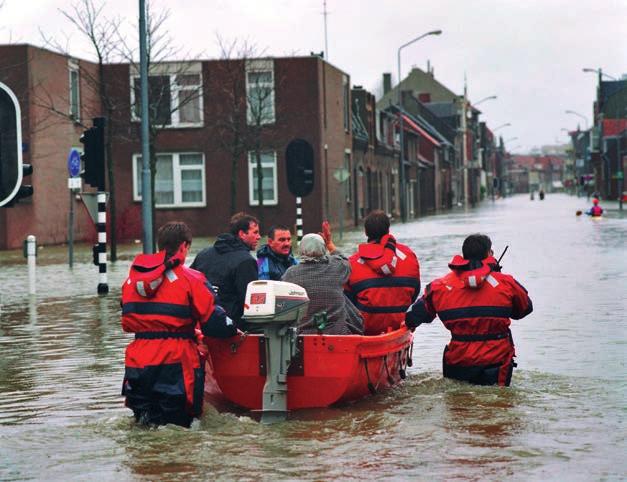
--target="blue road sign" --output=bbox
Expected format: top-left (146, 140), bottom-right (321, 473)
top-left (68, 148), bottom-right (81, 177)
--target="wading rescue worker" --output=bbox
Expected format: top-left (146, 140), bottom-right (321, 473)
top-left (344, 210), bottom-right (420, 335)
top-left (191, 212), bottom-right (260, 329)
top-left (405, 234), bottom-right (533, 386)
top-left (257, 224), bottom-right (298, 280)
top-left (121, 221), bottom-right (237, 428)
top-left (586, 198), bottom-right (604, 217)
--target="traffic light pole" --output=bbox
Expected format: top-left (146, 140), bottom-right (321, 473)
top-left (139, 0), bottom-right (153, 253)
top-left (296, 196), bottom-right (303, 242)
top-left (96, 192), bottom-right (109, 294)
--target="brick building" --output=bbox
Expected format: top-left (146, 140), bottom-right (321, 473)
top-left (0, 44), bottom-right (355, 248)
top-left (0, 45), bottom-right (100, 249)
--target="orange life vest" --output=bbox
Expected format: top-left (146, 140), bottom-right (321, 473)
top-left (346, 235), bottom-right (420, 335)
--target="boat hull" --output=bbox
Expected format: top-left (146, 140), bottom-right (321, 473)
top-left (204, 328), bottom-right (413, 410)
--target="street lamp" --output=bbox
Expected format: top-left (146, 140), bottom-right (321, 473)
top-left (473, 95), bottom-right (497, 107)
top-left (582, 68), bottom-right (616, 80)
top-left (492, 123), bottom-right (511, 132)
top-left (565, 110), bottom-right (589, 130)
top-left (397, 29), bottom-right (442, 222)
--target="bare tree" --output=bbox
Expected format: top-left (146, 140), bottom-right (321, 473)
top-left (39, 0), bottom-right (124, 261)
top-left (209, 36), bottom-right (285, 224)
top-left (116, 2), bottom-right (205, 248)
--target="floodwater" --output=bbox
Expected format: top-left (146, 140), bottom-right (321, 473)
top-left (1, 194), bottom-right (625, 481)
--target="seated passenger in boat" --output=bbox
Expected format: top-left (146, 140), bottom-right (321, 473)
top-left (344, 210), bottom-right (421, 335)
top-left (282, 224), bottom-right (364, 335)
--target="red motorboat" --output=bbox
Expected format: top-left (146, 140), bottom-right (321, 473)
top-left (202, 280), bottom-right (413, 420)
top-left (204, 327), bottom-right (413, 411)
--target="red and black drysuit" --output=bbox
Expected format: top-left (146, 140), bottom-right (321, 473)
top-left (345, 234), bottom-right (420, 335)
top-left (121, 249), bottom-right (236, 427)
top-left (406, 255), bottom-right (532, 386)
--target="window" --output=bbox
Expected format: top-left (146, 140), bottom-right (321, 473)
top-left (246, 59), bottom-right (275, 125)
top-left (248, 151), bottom-right (278, 205)
top-left (133, 152), bottom-right (205, 207)
top-left (68, 59), bottom-right (80, 121)
top-left (130, 62), bottom-right (203, 128)
top-left (344, 151), bottom-right (352, 202)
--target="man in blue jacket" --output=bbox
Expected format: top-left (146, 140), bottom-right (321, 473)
top-left (191, 212), bottom-right (260, 329)
top-left (257, 224), bottom-right (298, 281)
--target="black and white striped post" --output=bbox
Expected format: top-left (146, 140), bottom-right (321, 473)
top-left (286, 138), bottom-right (314, 244)
top-left (96, 192), bottom-right (108, 295)
top-left (296, 196), bottom-right (303, 242)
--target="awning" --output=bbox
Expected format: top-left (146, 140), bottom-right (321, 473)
top-left (399, 114), bottom-right (441, 147)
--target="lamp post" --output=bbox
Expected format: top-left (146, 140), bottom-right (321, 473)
top-left (473, 95), bottom-right (497, 107)
top-left (565, 110), bottom-right (589, 130)
top-left (582, 68), bottom-right (616, 80)
top-left (397, 29), bottom-right (442, 222)
top-left (492, 122), bottom-right (511, 132)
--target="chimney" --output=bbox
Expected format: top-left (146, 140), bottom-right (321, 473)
top-left (383, 73), bottom-right (392, 95)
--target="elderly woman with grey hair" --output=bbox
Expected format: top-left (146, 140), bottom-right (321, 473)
top-left (282, 224), bottom-right (364, 335)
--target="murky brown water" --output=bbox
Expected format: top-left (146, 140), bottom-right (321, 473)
top-left (1, 194), bottom-right (625, 481)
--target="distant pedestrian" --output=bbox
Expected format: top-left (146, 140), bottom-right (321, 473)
top-left (191, 212), bottom-right (260, 329)
top-left (406, 234), bottom-right (533, 386)
top-left (121, 221), bottom-right (236, 428)
top-left (257, 224), bottom-right (298, 281)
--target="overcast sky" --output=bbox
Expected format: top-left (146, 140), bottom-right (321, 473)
top-left (2, 0), bottom-right (626, 152)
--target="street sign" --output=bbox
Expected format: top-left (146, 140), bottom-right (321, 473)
top-left (80, 192), bottom-right (108, 225)
top-left (615, 171), bottom-right (624, 180)
top-left (67, 148), bottom-right (81, 177)
top-left (333, 167), bottom-right (350, 183)
top-left (68, 177), bottom-right (81, 189)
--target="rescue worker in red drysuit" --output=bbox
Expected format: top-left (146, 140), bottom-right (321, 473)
top-left (121, 221), bottom-right (237, 427)
top-left (344, 210), bottom-right (420, 335)
top-left (406, 234), bottom-right (532, 386)
top-left (586, 198), bottom-right (604, 217)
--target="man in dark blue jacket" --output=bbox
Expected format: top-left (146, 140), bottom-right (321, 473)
top-left (257, 224), bottom-right (298, 281)
top-left (191, 213), bottom-right (260, 329)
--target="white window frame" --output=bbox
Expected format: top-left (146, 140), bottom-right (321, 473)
top-left (246, 59), bottom-right (275, 126)
top-left (68, 59), bottom-right (80, 121)
top-left (129, 62), bottom-right (204, 128)
top-left (132, 152), bottom-right (206, 208)
top-left (248, 150), bottom-right (278, 206)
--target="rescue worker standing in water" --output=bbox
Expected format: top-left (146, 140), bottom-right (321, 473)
top-left (406, 234), bottom-right (533, 386)
top-left (121, 221), bottom-right (237, 427)
top-left (586, 198), bottom-right (604, 217)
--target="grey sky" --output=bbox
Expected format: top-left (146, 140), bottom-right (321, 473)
top-left (2, 0), bottom-right (626, 152)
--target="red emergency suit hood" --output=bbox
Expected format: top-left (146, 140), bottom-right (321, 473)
top-left (357, 234), bottom-right (398, 276)
top-left (128, 245), bottom-right (186, 297)
top-left (448, 255), bottom-right (499, 289)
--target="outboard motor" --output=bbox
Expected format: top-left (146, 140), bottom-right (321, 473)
top-left (242, 280), bottom-right (309, 423)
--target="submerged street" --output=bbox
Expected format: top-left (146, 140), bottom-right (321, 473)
top-left (1, 194), bottom-right (625, 480)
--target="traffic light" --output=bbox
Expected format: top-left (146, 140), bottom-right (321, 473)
top-left (80, 117), bottom-right (105, 191)
top-left (0, 81), bottom-right (32, 207)
top-left (285, 138), bottom-right (315, 197)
